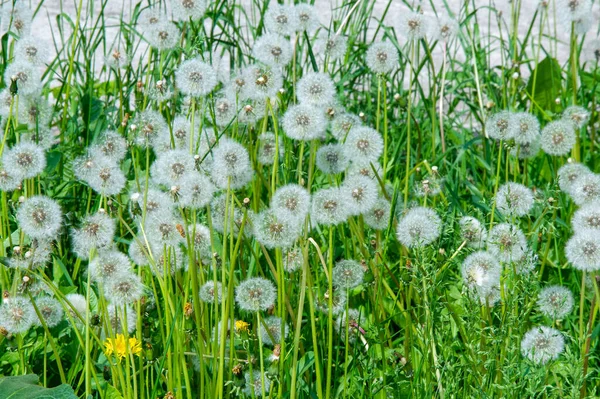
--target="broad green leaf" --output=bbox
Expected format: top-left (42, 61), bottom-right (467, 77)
top-left (526, 57), bottom-right (562, 112)
top-left (0, 374), bottom-right (77, 399)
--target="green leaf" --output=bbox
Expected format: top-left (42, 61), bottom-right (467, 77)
top-left (0, 374), bottom-right (77, 399)
top-left (526, 57), bottom-right (562, 112)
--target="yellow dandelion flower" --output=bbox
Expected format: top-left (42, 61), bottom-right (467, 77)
top-left (235, 320), bottom-right (250, 333)
top-left (104, 334), bottom-right (143, 361)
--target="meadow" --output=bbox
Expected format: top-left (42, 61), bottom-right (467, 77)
top-left (0, 0), bottom-right (599, 397)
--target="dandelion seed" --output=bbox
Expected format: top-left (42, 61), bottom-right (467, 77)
top-left (235, 277), bottom-right (277, 312)
top-left (172, 0), bottom-right (207, 21)
top-left (244, 371), bottom-right (271, 397)
top-left (558, 162), bottom-right (591, 194)
top-left (431, 15), bottom-right (459, 41)
top-left (311, 187), bottom-right (347, 226)
top-left (89, 250), bottom-right (132, 284)
top-left (341, 175), bottom-right (379, 215)
top-left (199, 281), bottom-right (223, 304)
top-left (17, 195), bottom-right (62, 240)
top-left (332, 259), bottom-right (365, 290)
top-left (104, 271), bottom-right (145, 305)
top-left (253, 209), bottom-right (301, 249)
top-left (511, 112), bottom-right (540, 145)
top-left (540, 120), bottom-right (576, 156)
top-left (571, 173), bottom-right (600, 205)
top-left (316, 144), bottom-right (349, 174)
top-left (264, 4), bottom-right (298, 36)
top-left (282, 104), bottom-right (327, 141)
top-left (335, 309), bottom-right (364, 343)
top-left (210, 137), bottom-right (253, 190)
top-left (316, 34), bottom-right (348, 61)
top-left (106, 304), bottom-right (137, 334)
top-left (487, 223), bottom-right (527, 263)
top-left (565, 229), bottom-right (600, 271)
top-left (396, 207), bottom-right (442, 247)
top-left (244, 65), bottom-right (283, 100)
top-left (486, 111), bottom-right (515, 141)
top-left (461, 251), bottom-right (502, 298)
top-left (366, 41), bottom-right (399, 74)
top-left (0, 296), bottom-right (35, 334)
top-left (147, 21), bottom-right (180, 51)
top-left (176, 58), bottom-right (218, 97)
top-left (562, 105), bottom-right (590, 129)
top-left (521, 326), bottom-right (564, 365)
top-left (495, 182), bottom-right (534, 217)
top-left (297, 73), bottom-right (336, 106)
top-left (72, 212), bottom-right (116, 259)
top-left (538, 285), bottom-right (574, 320)
top-left (572, 201), bottom-right (600, 233)
top-left (399, 11), bottom-right (429, 41)
top-left (33, 296), bottom-right (63, 328)
top-left (364, 197), bottom-right (391, 230)
top-left (3, 141), bottom-right (46, 179)
top-left (459, 216), bottom-right (487, 248)
top-left (253, 33), bottom-right (293, 68)
top-left (344, 126), bottom-right (384, 163)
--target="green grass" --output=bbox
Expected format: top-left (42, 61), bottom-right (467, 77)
top-left (0, 0), bottom-right (599, 398)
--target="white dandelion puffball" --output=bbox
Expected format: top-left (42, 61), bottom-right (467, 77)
top-left (495, 182), bottom-right (534, 217)
top-left (521, 326), bottom-right (565, 365)
top-left (396, 207), bottom-right (442, 247)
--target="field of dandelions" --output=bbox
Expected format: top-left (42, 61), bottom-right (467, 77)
top-left (0, 0), bottom-right (599, 397)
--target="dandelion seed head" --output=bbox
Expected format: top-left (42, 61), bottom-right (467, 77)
top-left (399, 11), bottom-right (429, 41)
top-left (538, 285), bottom-right (574, 320)
top-left (311, 187), bottom-right (348, 226)
top-left (264, 4), bottom-right (298, 36)
top-left (294, 4), bottom-right (319, 32)
top-left (176, 58), bottom-right (218, 97)
top-left (335, 309), bottom-right (363, 343)
top-left (316, 144), bottom-right (349, 174)
top-left (89, 250), bottom-right (132, 284)
top-left (487, 223), bottom-right (527, 263)
top-left (562, 105), bottom-right (590, 129)
top-left (495, 182), bottom-right (534, 217)
top-left (254, 209), bottom-right (301, 249)
top-left (558, 162), bottom-right (591, 195)
top-left (486, 111), bottom-right (515, 141)
top-left (344, 126), bottom-right (384, 163)
top-left (297, 73), bottom-right (336, 106)
top-left (253, 33), bottom-right (293, 68)
top-left (332, 259), bottom-right (365, 290)
top-left (235, 277), bottom-right (277, 312)
top-left (316, 34), bottom-right (348, 60)
top-left (364, 197), bottom-right (391, 230)
top-left (282, 104), bottom-right (327, 141)
top-left (199, 281), bottom-right (223, 304)
top-left (573, 201), bottom-right (600, 233)
top-left (459, 216), bottom-right (487, 248)
top-left (283, 247), bottom-right (304, 273)
top-left (106, 304), bottom-right (137, 334)
top-left (4, 3), bottom-right (33, 36)
top-left (571, 173), bottom-right (600, 206)
top-left (341, 175), bottom-right (379, 215)
top-left (257, 132), bottom-right (284, 165)
top-left (0, 296), bottom-right (35, 334)
top-left (244, 372), bottom-right (271, 397)
top-left (96, 130), bottom-right (127, 162)
top-left (431, 15), bottom-right (459, 41)
top-left (565, 229), bottom-right (600, 271)
top-left (366, 41), bottom-right (399, 74)
top-left (210, 193), bottom-right (246, 235)
top-left (213, 95), bottom-right (237, 127)
top-left (145, 214), bottom-right (185, 248)
top-left (34, 296), bottom-right (63, 328)
top-left (210, 137), bottom-right (253, 190)
top-left (17, 195), bottom-right (62, 240)
top-left (104, 271), bottom-right (145, 305)
top-left (511, 112), bottom-right (540, 145)
top-left (87, 159), bottom-right (126, 196)
top-left (131, 110), bottom-right (169, 149)
top-left (396, 207), bottom-right (442, 247)
top-left (541, 120), bottom-right (576, 156)
top-left (461, 251), bottom-right (502, 297)
top-left (3, 141), bottom-right (46, 180)
top-left (331, 112), bottom-right (361, 141)
top-left (172, 0), bottom-right (207, 21)
top-left (521, 326), bottom-right (564, 364)
top-left (151, 149), bottom-right (196, 186)
top-left (72, 212), bottom-right (116, 259)
top-left (511, 137), bottom-right (541, 159)
top-left (178, 171), bottom-right (215, 209)
top-left (147, 21), bottom-right (180, 50)
top-left (244, 65), bottom-right (283, 100)
top-left (259, 315), bottom-right (289, 346)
